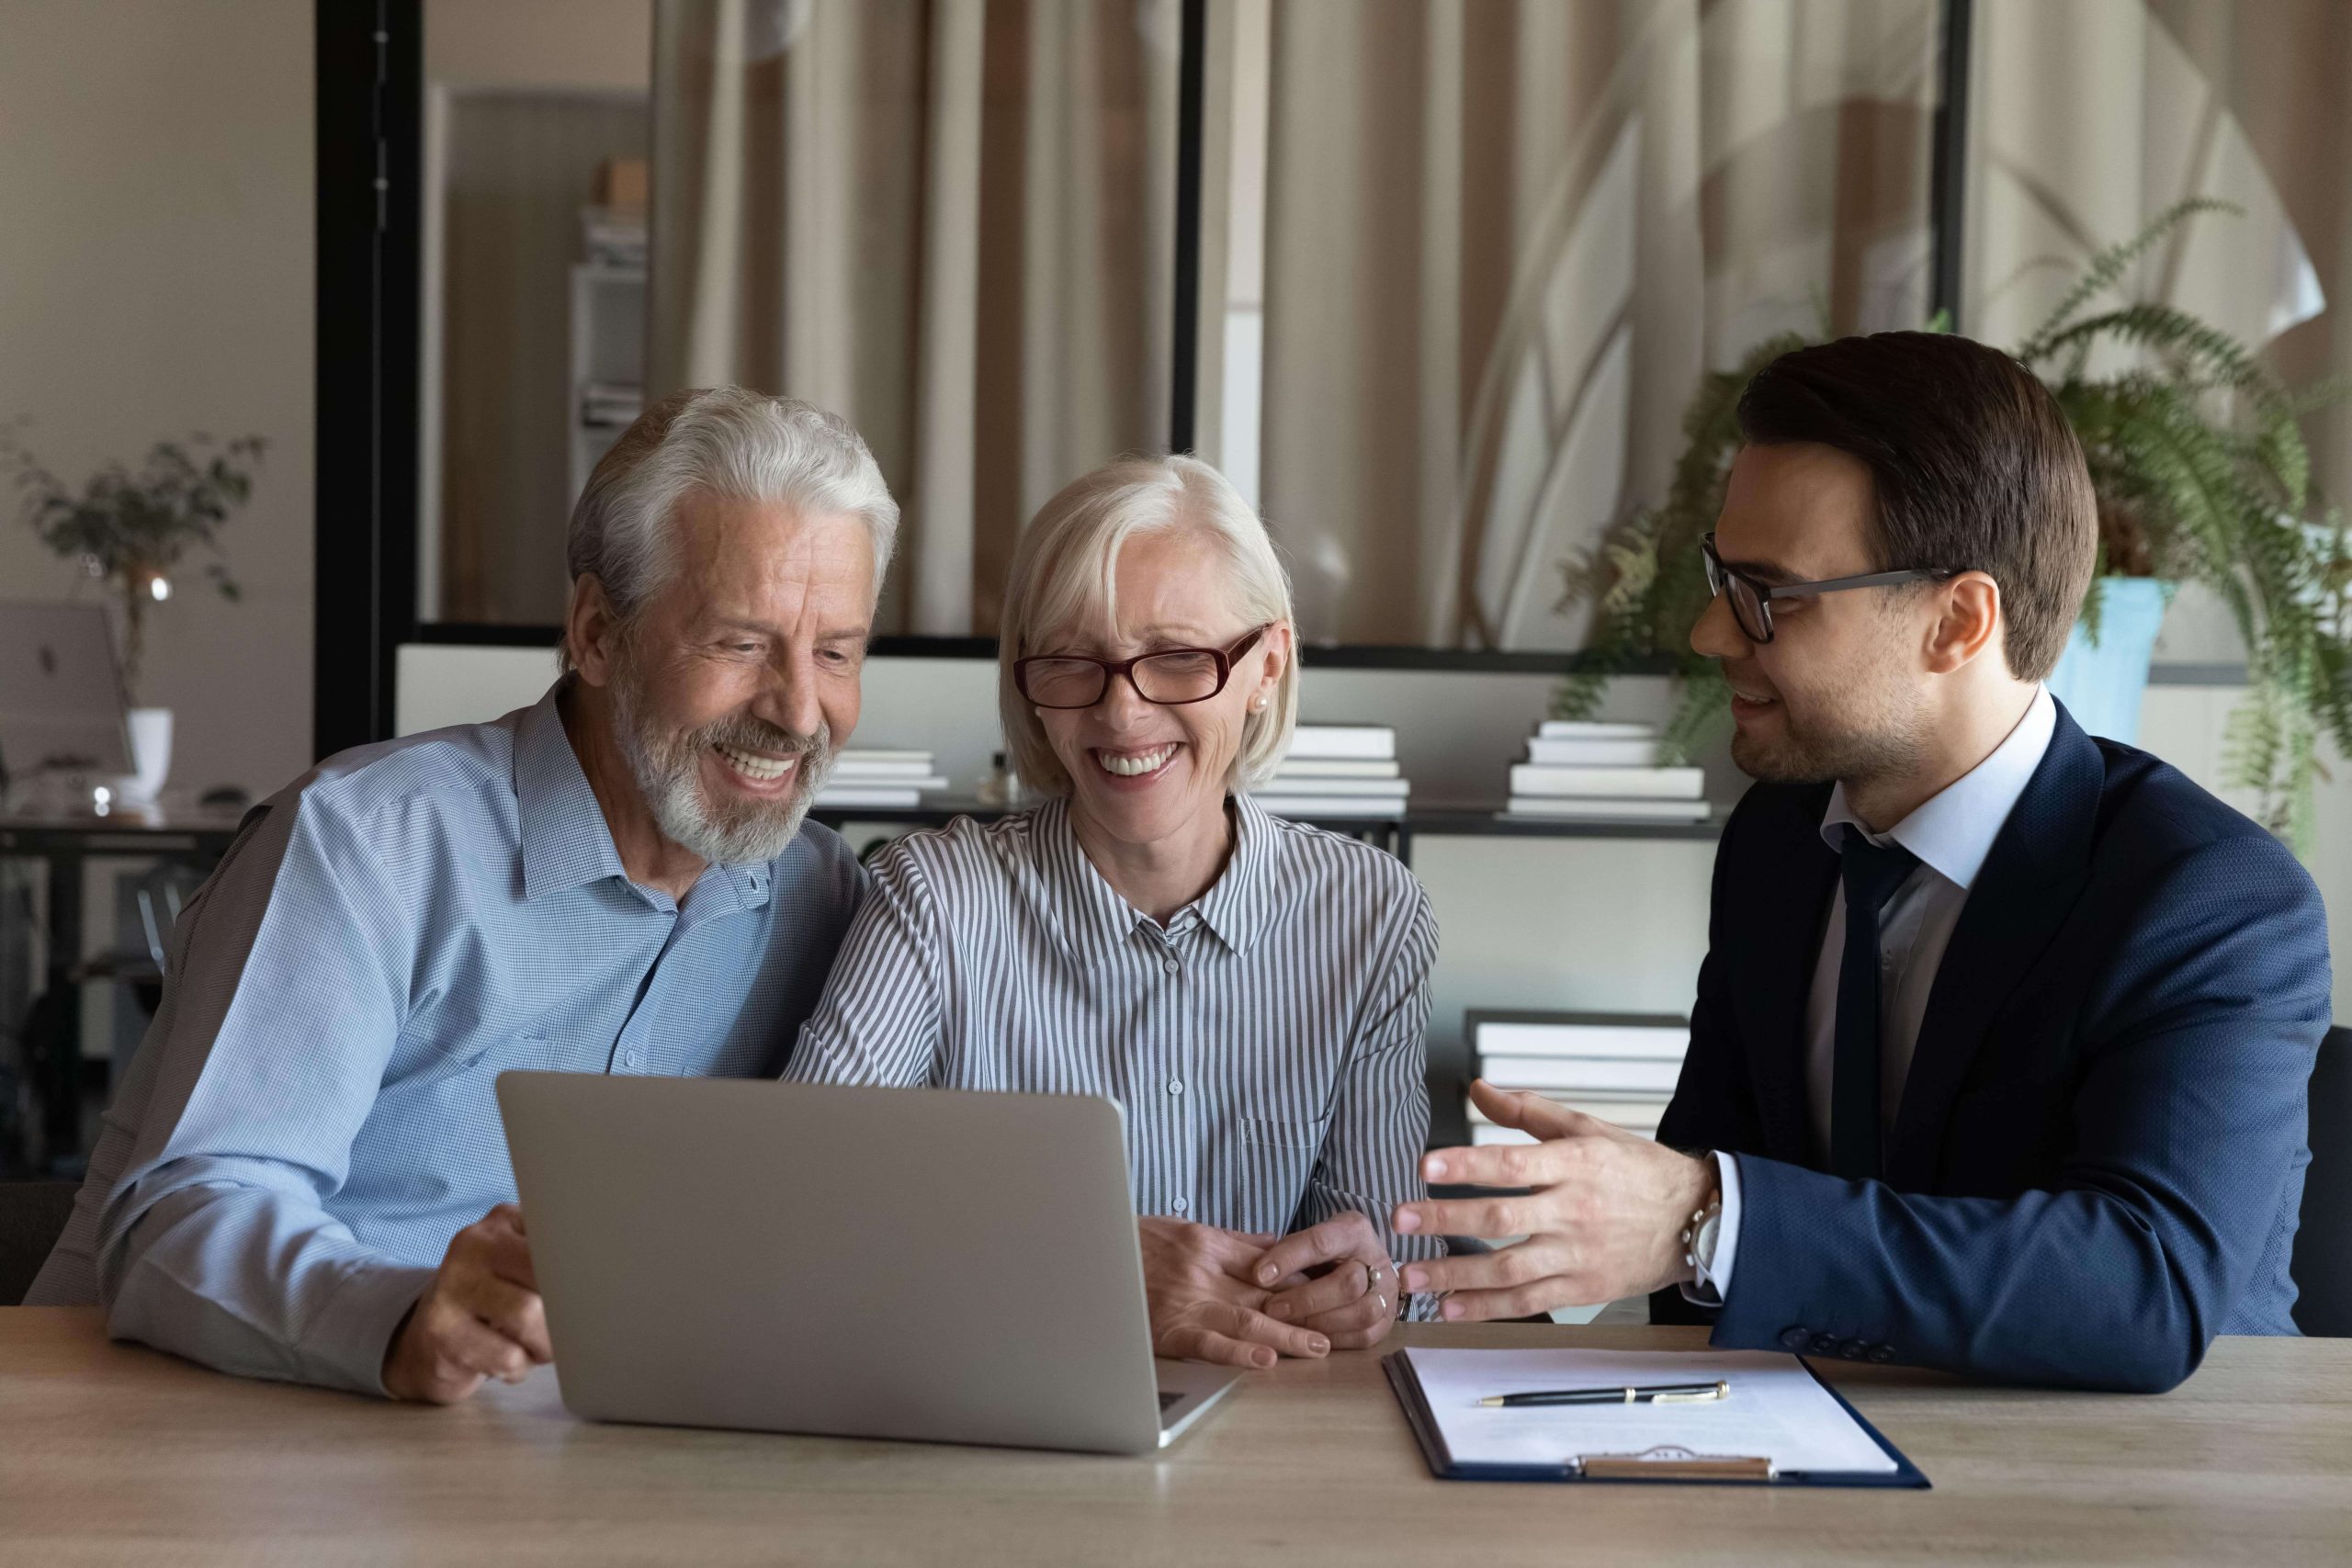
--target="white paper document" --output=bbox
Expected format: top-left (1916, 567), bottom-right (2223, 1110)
top-left (1402, 1348), bottom-right (1897, 1476)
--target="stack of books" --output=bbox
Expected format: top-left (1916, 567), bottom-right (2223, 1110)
top-left (580, 206), bottom-right (648, 268)
top-left (1258, 725), bottom-right (1409, 819)
top-left (815, 749), bottom-right (950, 809)
top-left (580, 381), bottom-right (643, 428)
top-left (1505, 720), bottom-right (1709, 822)
top-left (1466, 1012), bottom-right (1690, 1145)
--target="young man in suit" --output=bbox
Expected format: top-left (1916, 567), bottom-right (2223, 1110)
top-left (1390, 331), bottom-right (2331, 1392)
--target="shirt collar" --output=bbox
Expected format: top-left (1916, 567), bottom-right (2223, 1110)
top-left (1190, 794), bottom-right (1278, 953)
top-left (512, 683), bottom-right (777, 912)
top-left (1819, 685), bottom-right (2057, 892)
top-left (1036, 797), bottom-right (1143, 966)
top-left (1037, 793), bottom-right (1280, 962)
top-left (515, 683), bottom-right (629, 901)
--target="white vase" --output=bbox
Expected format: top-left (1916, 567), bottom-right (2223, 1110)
top-left (115, 707), bottom-right (174, 807)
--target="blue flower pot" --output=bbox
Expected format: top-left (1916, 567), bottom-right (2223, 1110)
top-left (2046, 577), bottom-right (2173, 745)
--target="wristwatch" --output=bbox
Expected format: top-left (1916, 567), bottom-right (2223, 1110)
top-left (1680, 1189), bottom-right (1724, 1292)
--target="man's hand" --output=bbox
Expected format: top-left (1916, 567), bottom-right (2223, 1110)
top-left (1388, 1081), bottom-right (1716, 1321)
top-left (1139, 1215), bottom-right (1333, 1370)
top-left (1246, 1211), bottom-right (1401, 1350)
top-left (382, 1203), bottom-right (552, 1404)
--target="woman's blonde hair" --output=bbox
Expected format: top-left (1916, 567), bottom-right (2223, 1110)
top-left (997, 455), bottom-right (1298, 797)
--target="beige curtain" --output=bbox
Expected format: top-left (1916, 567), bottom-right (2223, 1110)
top-left (648, 0), bottom-right (1178, 635)
top-left (1966, 0), bottom-right (2352, 513)
top-left (1252, 0), bottom-right (1940, 649)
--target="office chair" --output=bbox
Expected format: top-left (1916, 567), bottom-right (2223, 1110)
top-left (0, 1179), bottom-right (78, 1305)
top-left (2292, 1024), bottom-right (2349, 1337)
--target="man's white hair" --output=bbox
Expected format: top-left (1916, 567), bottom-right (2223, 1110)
top-left (997, 453), bottom-right (1298, 796)
top-left (563, 387), bottom-right (898, 667)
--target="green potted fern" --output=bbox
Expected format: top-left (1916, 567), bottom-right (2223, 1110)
top-left (1558, 202), bottom-right (2352, 853)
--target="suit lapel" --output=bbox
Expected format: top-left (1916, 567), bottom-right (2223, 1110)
top-left (1883, 705), bottom-right (2103, 1190)
top-left (1734, 787), bottom-right (1839, 1165)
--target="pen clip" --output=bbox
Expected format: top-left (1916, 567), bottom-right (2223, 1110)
top-left (1650, 1382), bottom-right (1729, 1405)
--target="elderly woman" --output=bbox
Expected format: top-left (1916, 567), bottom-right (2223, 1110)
top-left (785, 455), bottom-right (1441, 1369)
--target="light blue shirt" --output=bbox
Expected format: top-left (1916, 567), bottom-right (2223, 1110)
top-left (1693, 686), bottom-right (2056, 1304)
top-left (26, 683), bottom-right (865, 1395)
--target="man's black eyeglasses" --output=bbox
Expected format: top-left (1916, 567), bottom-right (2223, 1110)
top-left (1701, 534), bottom-right (1964, 645)
top-left (1013, 626), bottom-right (1271, 709)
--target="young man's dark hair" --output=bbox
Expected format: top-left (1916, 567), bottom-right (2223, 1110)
top-left (1736, 331), bottom-right (2098, 682)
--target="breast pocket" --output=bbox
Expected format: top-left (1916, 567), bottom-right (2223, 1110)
top-left (418, 1029), bottom-right (554, 1098)
top-left (1230, 1113), bottom-right (1333, 1235)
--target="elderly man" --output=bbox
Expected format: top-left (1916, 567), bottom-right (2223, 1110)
top-left (28, 387), bottom-right (893, 1403)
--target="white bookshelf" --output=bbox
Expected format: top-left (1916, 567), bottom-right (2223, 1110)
top-left (569, 261), bottom-right (645, 499)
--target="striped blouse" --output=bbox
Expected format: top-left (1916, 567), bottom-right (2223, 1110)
top-left (784, 792), bottom-right (1443, 1314)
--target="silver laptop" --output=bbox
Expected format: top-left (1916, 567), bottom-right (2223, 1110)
top-left (0, 602), bottom-right (132, 784)
top-left (495, 1074), bottom-right (1243, 1454)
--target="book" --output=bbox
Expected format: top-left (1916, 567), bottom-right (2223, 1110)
top-left (1288, 724), bottom-right (1396, 761)
top-left (1255, 795), bottom-right (1408, 818)
top-left (1504, 797), bottom-right (1712, 821)
top-left (1253, 776), bottom-right (1410, 798)
top-left (1471, 1016), bottom-right (1688, 1061)
top-left (1509, 765), bottom-right (1705, 799)
top-left (811, 785), bottom-right (922, 808)
top-left (1469, 1096), bottom-right (1672, 1128)
top-left (828, 759), bottom-right (943, 781)
top-left (1272, 759), bottom-right (1402, 779)
top-left (1473, 1055), bottom-right (1683, 1093)
top-left (1525, 737), bottom-right (1661, 767)
top-left (1535, 720), bottom-right (1658, 740)
top-left (834, 749), bottom-right (935, 766)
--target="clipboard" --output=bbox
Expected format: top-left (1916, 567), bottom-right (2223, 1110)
top-left (1382, 1351), bottom-right (1929, 1489)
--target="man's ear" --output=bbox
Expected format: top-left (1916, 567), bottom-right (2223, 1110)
top-left (1922, 570), bottom-right (2003, 675)
top-left (567, 575), bottom-right (622, 687)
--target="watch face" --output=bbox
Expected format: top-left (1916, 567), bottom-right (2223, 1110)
top-left (1695, 1213), bottom-right (1722, 1269)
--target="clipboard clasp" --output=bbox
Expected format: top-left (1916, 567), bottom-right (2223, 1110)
top-left (1574, 1445), bottom-right (1776, 1483)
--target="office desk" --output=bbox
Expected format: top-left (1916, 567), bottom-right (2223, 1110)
top-left (2, 1309), bottom-right (2346, 1566)
top-left (1, 807), bottom-right (242, 1173)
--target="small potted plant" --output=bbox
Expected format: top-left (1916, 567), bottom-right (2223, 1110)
top-left (4, 428), bottom-right (265, 804)
top-left (1559, 202), bottom-right (2352, 854)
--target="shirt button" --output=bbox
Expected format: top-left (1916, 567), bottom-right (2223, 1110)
top-left (1162, 957), bottom-right (1180, 976)
top-left (1167, 1079), bottom-right (1184, 1097)
top-left (624, 1051), bottom-right (643, 1069)
top-left (1171, 1197), bottom-right (1189, 1213)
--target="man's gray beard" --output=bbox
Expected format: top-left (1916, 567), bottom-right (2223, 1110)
top-left (610, 665), bottom-right (835, 867)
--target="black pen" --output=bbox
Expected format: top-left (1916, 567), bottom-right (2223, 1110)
top-left (1477, 1381), bottom-right (1729, 1408)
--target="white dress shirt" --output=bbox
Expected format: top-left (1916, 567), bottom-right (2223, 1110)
top-left (1690, 685), bottom-right (2057, 1304)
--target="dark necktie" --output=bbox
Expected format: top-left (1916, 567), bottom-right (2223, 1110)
top-left (1832, 827), bottom-right (1919, 1181)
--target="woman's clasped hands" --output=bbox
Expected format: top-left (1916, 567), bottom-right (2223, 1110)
top-left (1138, 1211), bottom-right (1402, 1370)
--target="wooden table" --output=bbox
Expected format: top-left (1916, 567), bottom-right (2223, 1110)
top-left (4, 1309), bottom-right (2347, 1566)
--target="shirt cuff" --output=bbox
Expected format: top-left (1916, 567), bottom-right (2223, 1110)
top-left (1678, 1149), bottom-right (1743, 1308)
top-left (304, 1260), bottom-right (440, 1398)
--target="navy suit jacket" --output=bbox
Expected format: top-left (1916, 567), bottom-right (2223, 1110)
top-left (1652, 702), bottom-right (2331, 1392)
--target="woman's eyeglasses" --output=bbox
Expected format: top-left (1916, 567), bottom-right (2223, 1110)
top-left (1700, 533), bottom-right (1963, 645)
top-left (1013, 626), bottom-right (1271, 709)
